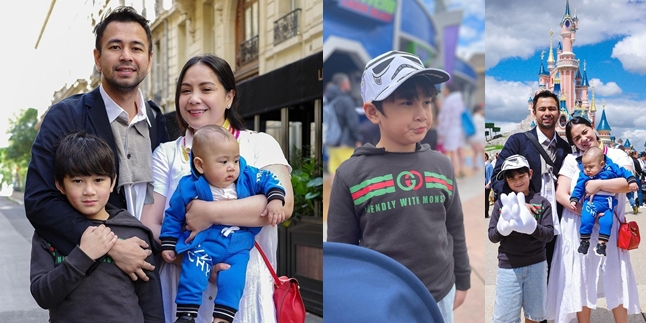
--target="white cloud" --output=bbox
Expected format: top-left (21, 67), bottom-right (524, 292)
top-left (484, 76), bottom-right (536, 123)
top-left (448, 0), bottom-right (485, 20)
top-left (459, 24), bottom-right (478, 40)
top-left (486, 0), bottom-right (646, 69)
top-left (589, 78), bottom-right (622, 96)
top-left (457, 38), bottom-right (484, 61)
top-left (611, 32), bottom-right (646, 75)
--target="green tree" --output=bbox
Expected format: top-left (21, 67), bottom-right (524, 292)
top-left (2, 108), bottom-right (39, 190)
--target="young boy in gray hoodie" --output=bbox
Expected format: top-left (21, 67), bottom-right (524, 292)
top-left (326, 50), bottom-right (470, 323)
top-left (29, 132), bottom-right (163, 323)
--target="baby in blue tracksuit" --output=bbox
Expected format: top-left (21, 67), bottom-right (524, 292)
top-left (160, 125), bottom-right (286, 323)
top-left (570, 146), bottom-right (638, 257)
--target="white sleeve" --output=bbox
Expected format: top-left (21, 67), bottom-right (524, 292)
top-left (608, 148), bottom-right (633, 170)
top-left (152, 143), bottom-right (171, 197)
top-left (240, 131), bottom-right (292, 172)
top-left (559, 154), bottom-right (578, 179)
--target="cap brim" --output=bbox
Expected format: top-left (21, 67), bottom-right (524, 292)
top-left (373, 68), bottom-right (450, 102)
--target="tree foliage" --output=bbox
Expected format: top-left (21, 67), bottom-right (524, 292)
top-left (0, 108), bottom-right (39, 189)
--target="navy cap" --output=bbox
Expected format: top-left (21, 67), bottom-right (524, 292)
top-left (323, 242), bottom-right (445, 322)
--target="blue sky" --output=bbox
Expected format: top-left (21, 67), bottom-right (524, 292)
top-left (424, 0), bottom-right (485, 61)
top-left (485, 0), bottom-right (646, 148)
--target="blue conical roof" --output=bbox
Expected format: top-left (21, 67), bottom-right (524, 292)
top-left (596, 109), bottom-right (612, 131)
top-left (624, 139), bottom-right (632, 148)
top-left (564, 0), bottom-right (571, 17)
top-left (528, 96), bottom-right (533, 103)
top-left (582, 69), bottom-right (589, 87)
top-left (539, 62), bottom-right (549, 76)
top-left (576, 68), bottom-right (582, 79)
top-left (531, 120), bottom-right (536, 127)
top-left (558, 42), bottom-right (562, 51)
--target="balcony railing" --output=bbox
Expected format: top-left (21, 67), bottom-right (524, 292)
top-left (238, 35), bottom-right (259, 67)
top-left (274, 9), bottom-right (301, 45)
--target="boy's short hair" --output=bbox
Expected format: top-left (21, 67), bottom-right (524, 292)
top-left (360, 50), bottom-right (450, 104)
top-left (54, 132), bottom-right (116, 185)
top-left (192, 125), bottom-right (237, 159)
top-left (495, 154), bottom-right (531, 181)
top-left (371, 75), bottom-right (440, 115)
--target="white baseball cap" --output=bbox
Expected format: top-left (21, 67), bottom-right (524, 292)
top-left (495, 154), bottom-right (531, 180)
top-left (360, 50), bottom-right (450, 103)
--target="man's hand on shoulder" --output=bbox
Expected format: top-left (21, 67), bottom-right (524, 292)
top-left (108, 237), bottom-right (154, 281)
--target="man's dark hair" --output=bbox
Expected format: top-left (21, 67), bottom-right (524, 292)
top-left (331, 73), bottom-right (350, 87)
top-left (174, 54), bottom-right (245, 133)
top-left (93, 6), bottom-right (152, 54)
top-left (372, 75), bottom-right (440, 115)
top-left (485, 152), bottom-right (489, 160)
top-left (54, 132), bottom-right (116, 185)
top-left (532, 90), bottom-right (559, 111)
top-left (565, 116), bottom-right (597, 147)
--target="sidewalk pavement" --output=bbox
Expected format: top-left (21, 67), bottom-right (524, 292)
top-left (485, 200), bottom-right (646, 323)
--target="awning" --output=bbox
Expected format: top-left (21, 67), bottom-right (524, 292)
top-left (236, 51), bottom-right (323, 118)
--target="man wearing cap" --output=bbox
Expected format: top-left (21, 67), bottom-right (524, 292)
top-left (491, 90), bottom-right (570, 287)
top-left (328, 50), bottom-right (470, 323)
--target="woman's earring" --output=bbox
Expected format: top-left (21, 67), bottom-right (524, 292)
top-left (227, 104), bottom-right (231, 109)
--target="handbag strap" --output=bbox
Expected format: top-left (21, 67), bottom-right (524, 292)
top-left (254, 242), bottom-right (281, 286)
top-left (524, 132), bottom-right (556, 169)
top-left (613, 208), bottom-right (625, 224)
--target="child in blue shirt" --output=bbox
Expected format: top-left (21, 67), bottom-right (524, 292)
top-left (569, 146), bottom-right (638, 256)
top-left (160, 125), bottom-right (286, 323)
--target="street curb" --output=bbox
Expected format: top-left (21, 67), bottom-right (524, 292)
top-left (7, 196), bottom-right (23, 206)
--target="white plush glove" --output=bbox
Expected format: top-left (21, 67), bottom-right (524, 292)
top-left (496, 193), bottom-right (516, 236)
top-left (511, 192), bottom-right (538, 234)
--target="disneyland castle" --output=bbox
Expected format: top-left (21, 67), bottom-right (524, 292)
top-left (524, 0), bottom-right (615, 146)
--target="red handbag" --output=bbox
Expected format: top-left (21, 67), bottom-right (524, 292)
top-left (255, 242), bottom-right (306, 323)
top-left (614, 212), bottom-right (640, 250)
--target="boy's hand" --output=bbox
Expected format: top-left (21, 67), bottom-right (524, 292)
top-left (453, 290), bottom-right (467, 310)
top-left (497, 194), bottom-right (516, 236)
top-left (161, 250), bottom-right (176, 264)
top-left (512, 192), bottom-right (537, 234)
top-left (629, 182), bottom-right (639, 192)
top-left (570, 201), bottom-right (577, 211)
top-left (266, 200), bottom-right (286, 226)
top-left (79, 225), bottom-right (118, 260)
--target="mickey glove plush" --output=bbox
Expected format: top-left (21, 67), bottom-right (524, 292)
top-left (496, 193), bottom-right (516, 236)
top-left (510, 192), bottom-right (537, 235)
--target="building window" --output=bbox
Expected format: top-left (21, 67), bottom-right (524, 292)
top-left (236, 0), bottom-right (259, 70)
top-left (274, 8), bottom-right (301, 45)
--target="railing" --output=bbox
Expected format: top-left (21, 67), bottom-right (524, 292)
top-left (273, 8), bottom-right (301, 45)
top-left (238, 35), bottom-right (259, 67)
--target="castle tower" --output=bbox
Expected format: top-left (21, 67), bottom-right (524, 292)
top-left (557, 0), bottom-right (579, 113)
top-left (539, 51), bottom-right (550, 88)
top-left (588, 84), bottom-right (596, 126)
top-left (596, 100), bottom-right (612, 146)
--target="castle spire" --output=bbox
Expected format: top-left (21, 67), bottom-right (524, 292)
top-left (564, 0), bottom-right (571, 19)
top-left (581, 60), bottom-right (589, 87)
top-left (547, 30), bottom-right (555, 67)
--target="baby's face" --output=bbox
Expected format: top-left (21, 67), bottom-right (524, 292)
top-left (581, 155), bottom-right (604, 177)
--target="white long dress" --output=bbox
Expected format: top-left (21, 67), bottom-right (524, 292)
top-left (152, 129), bottom-right (291, 323)
top-left (546, 148), bottom-right (641, 322)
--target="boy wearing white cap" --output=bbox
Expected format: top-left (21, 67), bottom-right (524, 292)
top-left (488, 154), bottom-right (554, 323)
top-left (327, 50), bottom-right (470, 322)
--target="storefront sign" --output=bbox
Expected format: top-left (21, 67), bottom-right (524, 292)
top-left (338, 0), bottom-right (396, 23)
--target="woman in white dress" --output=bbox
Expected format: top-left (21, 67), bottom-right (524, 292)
top-left (547, 117), bottom-right (640, 323)
top-left (141, 54), bottom-right (293, 323)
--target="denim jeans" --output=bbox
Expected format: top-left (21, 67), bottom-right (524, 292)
top-left (437, 284), bottom-right (455, 323)
top-left (493, 261), bottom-right (547, 323)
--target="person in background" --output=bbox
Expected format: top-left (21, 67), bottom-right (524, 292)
top-left (324, 73), bottom-right (362, 181)
top-left (437, 82), bottom-right (466, 177)
top-left (469, 103), bottom-right (485, 173)
top-left (485, 152), bottom-right (493, 218)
